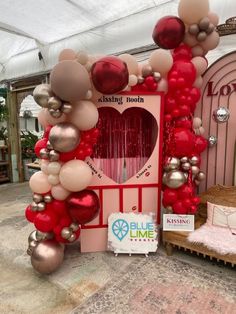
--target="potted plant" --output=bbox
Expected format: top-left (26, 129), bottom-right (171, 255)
top-left (21, 130), bottom-right (39, 180)
top-left (0, 126), bottom-right (7, 146)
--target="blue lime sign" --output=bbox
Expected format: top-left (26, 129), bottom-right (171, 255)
top-left (108, 213), bottom-right (158, 254)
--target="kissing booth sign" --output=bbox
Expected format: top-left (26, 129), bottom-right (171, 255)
top-left (24, 0), bottom-right (220, 274)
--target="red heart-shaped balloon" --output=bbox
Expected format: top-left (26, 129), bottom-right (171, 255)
top-left (66, 190), bottom-right (100, 225)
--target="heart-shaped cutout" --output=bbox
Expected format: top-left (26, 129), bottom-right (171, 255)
top-left (92, 107), bottom-right (158, 183)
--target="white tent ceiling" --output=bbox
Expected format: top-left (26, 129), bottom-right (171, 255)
top-left (0, 0), bottom-right (236, 81)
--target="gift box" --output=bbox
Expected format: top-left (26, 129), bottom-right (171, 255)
top-left (80, 92), bottom-right (164, 252)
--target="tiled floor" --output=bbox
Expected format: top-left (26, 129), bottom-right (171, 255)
top-left (0, 182), bottom-right (235, 314)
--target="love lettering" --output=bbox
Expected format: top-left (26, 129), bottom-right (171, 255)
top-left (207, 81), bottom-right (236, 96)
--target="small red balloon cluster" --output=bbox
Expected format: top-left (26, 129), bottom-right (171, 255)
top-left (151, 0), bottom-right (219, 215)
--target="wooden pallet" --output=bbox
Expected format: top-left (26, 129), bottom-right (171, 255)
top-left (163, 227), bottom-right (236, 267)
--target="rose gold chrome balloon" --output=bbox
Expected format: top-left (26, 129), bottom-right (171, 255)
top-left (49, 123), bottom-right (80, 153)
top-left (33, 84), bottom-right (53, 108)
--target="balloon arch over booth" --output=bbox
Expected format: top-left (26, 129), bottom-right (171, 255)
top-left (25, 0), bottom-right (220, 274)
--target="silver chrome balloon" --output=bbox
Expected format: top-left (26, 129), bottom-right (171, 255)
top-left (33, 84), bottom-right (52, 108)
top-left (142, 65), bottom-right (153, 77)
top-left (153, 72), bottom-right (161, 82)
top-left (191, 166), bottom-right (200, 175)
top-left (190, 156), bottom-right (200, 166)
top-left (31, 201), bottom-right (39, 211)
top-left (49, 150), bottom-right (60, 162)
top-left (164, 157), bottom-right (180, 172)
top-left (40, 148), bottom-right (49, 159)
top-left (37, 202), bottom-right (46, 211)
top-left (70, 223), bottom-right (79, 232)
top-left (181, 162), bottom-right (191, 171)
top-left (208, 135), bottom-right (217, 147)
top-left (33, 193), bottom-right (43, 204)
top-left (196, 171), bottom-right (206, 181)
top-left (49, 108), bottom-right (63, 118)
top-left (28, 230), bottom-right (38, 244)
top-left (48, 96), bottom-right (62, 110)
top-left (180, 156), bottom-right (189, 163)
top-left (68, 233), bottom-right (77, 242)
top-left (49, 122), bottom-right (80, 153)
top-left (137, 76), bottom-right (144, 84)
top-left (212, 107), bottom-right (230, 123)
top-left (61, 227), bottom-right (72, 240)
top-left (61, 103), bottom-right (73, 114)
top-left (31, 240), bottom-right (64, 274)
top-left (44, 194), bottom-right (53, 203)
top-left (165, 170), bottom-right (186, 189)
top-left (46, 141), bottom-right (53, 150)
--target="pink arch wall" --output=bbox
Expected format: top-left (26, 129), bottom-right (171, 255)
top-left (195, 51), bottom-right (236, 192)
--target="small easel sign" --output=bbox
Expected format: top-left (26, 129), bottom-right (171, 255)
top-left (108, 213), bottom-right (158, 256)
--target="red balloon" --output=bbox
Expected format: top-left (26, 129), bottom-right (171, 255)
top-left (48, 200), bottom-right (67, 217)
top-left (34, 138), bottom-right (48, 158)
top-left (163, 188), bottom-right (178, 205)
top-left (59, 149), bottom-right (77, 162)
top-left (192, 196), bottom-right (201, 205)
top-left (91, 56), bottom-right (129, 94)
top-left (172, 201), bottom-right (187, 214)
top-left (189, 205), bottom-right (197, 214)
top-left (165, 96), bottom-right (177, 114)
top-left (178, 184), bottom-right (193, 199)
top-left (34, 210), bottom-right (59, 232)
top-left (171, 61), bottom-right (197, 86)
top-left (172, 45), bottom-right (192, 61)
top-left (25, 205), bottom-right (37, 223)
top-left (67, 190), bottom-right (100, 225)
top-left (194, 136), bottom-right (208, 154)
top-left (174, 128), bottom-right (195, 157)
top-left (43, 126), bottom-right (52, 139)
top-left (182, 198), bottom-right (192, 209)
top-left (190, 87), bottom-right (201, 103)
top-left (175, 118), bottom-right (192, 129)
top-left (152, 16), bottom-right (185, 49)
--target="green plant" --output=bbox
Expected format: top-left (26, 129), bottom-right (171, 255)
top-left (0, 99), bottom-right (8, 122)
top-left (21, 130), bottom-right (39, 159)
top-left (0, 126), bottom-right (7, 141)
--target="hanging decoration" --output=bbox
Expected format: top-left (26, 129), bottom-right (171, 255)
top-left (25, 0), bottom-right (219, 274)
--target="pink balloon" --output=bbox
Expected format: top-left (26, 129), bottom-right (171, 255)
top-left (184, 32), bottom-right (198, 48)
top-left (157, 78), bottom-right (168, 93)
top-left (208, 12), bottom-right (219, 26)
top-left (178, 0), bottom-right (209, 25)
top-left (58, 49), bottom-right (76, 62)
top-left (51, 184), bottom-right (70, 201)
top-left (29, 171), bottom-right (51, 194)
top-left (38, 109), bottom-right (49, 129)
top-left (59, 160), bottom-right (92, 192)
top-left (191, 45), bottom-right (205, 57)
top-left (201, 31), bottom-right (220, 51)
top-left (191, 56), bottom-right (208, 76)
top-left (193, 76), bottom-right (203, 88)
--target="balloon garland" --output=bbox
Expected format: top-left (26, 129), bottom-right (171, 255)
top-left (25, 0), bottom-right (219, 273)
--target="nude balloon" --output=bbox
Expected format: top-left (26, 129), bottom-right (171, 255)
top-left (149, 50), bottom-right (173, 77)
top-left (41, 160), bottom-right (50, 174)
top-left (58, 49), bottom-right (76, 62)
top-left (193, 76), bottom-right (203, 88)
top-left (51, 184), bottom-right (70, 201)
top-left (208, 12), bottom-right (219, 26)
top-left (191, 57), bottom-right (208, 76)
top-left (59, 160), bottom-right (92, 192)
top-left (201, 31), bottom-right (220, 51)
top-left (48, 174), bottom-right (60, 186)
top-left (29, 171), bottom-right (52, 194)
top-left (38, 109), bottom-right (49, 129)
top-left (178, 0), bottom-right (209, 25)
top-left (40, 108), bottom-right (66, 126)
top-left (119, 54), bottom-right (139, 75)
top-left (157, 78), bottom-right (168, 93)
top-left (47, 162), bottom-right (62, 175)
top-left (50, 60), bottom-right (91, 102)
top-left (68, 100), bottom-right (99, 131)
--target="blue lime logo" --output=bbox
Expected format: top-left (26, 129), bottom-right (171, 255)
top-left (112, 219), bottom-right (129, 241)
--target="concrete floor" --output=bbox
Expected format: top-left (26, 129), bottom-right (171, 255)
top-left (0, 182), bottom-right (235, 314)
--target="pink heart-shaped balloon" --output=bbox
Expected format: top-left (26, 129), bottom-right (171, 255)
top-left (67, 190), bottom-right (99, 225)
